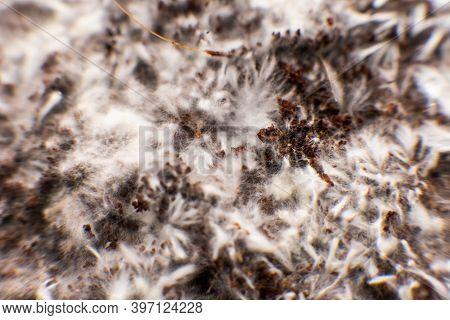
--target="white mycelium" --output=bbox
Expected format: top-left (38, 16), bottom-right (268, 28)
top-left (0, 0), bottom-right (449, 299)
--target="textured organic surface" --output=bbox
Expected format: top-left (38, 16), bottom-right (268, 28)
top-left (0, 0), bottom-right (449, 299)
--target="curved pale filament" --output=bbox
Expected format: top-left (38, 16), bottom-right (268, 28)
top-left (111, 0), bottom-right (229, 57)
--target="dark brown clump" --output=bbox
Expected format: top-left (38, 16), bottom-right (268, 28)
top-left (257, 97), bottom-right (354, 185)
top-left (133, 59), bottom-right (158, 89)
top-left (94, 211), bottom-right (142, 249)
top-left (204, 50), bottom-right (233, 58)
top-left (157, 0), bottom-right (205, 19)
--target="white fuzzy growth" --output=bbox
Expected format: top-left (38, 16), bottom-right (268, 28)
top-left (409, 202), bottom-right (444, 234)
top-left (265, 159), bottom-right (296, 200)
top-left (0, 0), bottom-right (448, 300)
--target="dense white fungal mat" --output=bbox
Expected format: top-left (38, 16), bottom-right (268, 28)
top-left (0, 0), bottom-right (448, 299)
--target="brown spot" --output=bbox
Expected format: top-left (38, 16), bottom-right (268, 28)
top-left (204, 50), bottom-right (232, 58)
top-left (277, 97), bottom-right (298, 120)
top-left (133, 59), bottom-right (158, 89)
top-left (217, 150), bottom-right (226, 158)
top-left (231, 145), bottom-right (246, 155)
top-left (132, 194), bottom-right (149, 212)
top-left (381, 211), bottom-right (400, 234)
top-left (41, 53), bottom-right (59, 73)
top-left (83, 224), bottom-right (95, 239)
top-left (1, 84), bottom-right (15, 96)
top-left (326, 17), bottom-right (334, 27)
top-left (257, 125), bottom-right (283, 143)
